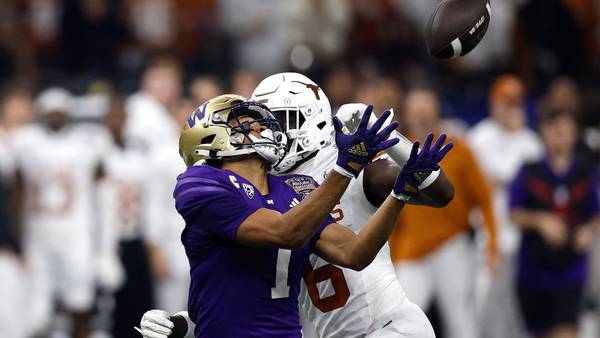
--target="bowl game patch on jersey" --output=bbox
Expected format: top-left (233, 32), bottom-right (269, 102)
top-left (284, 176), bottom-right (317, 198)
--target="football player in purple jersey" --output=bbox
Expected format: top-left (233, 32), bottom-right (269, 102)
top-left (145, 94), bottom-right (451, 338)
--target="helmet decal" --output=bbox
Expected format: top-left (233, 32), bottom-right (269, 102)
top-left (291, 81), bottom-right (320, 100)
top-left (187, 102), bottom-right (208, 127)
top-left (179, 95), bottom-right (288, 167)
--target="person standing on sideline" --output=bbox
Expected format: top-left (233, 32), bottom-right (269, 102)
top-left (510, 108), bottom-right (600, 338)
top-left (391, 88), bottom-right (498, 338)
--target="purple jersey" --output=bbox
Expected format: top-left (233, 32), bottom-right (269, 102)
top-left (509, 157), bottom-right (600, 288)
top-left (174, 165), bottom-right (333, 338)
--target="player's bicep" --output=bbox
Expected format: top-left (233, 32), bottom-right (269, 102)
top-left (175, 179), bottom-right (257, 241)
top-left (314, 223), bottom-right (357, 269)
top-left (236, 208), bottom-right (292, 248)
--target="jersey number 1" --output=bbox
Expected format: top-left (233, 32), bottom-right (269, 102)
top-left (271, 249), bottom-right (291, 299)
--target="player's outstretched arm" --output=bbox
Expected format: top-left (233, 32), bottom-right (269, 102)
top-left (337, 103), bottom-right (454, 208)
top-left (236, 108), bottom-right (399, 249)
top-left (315, 135), bottom-right (453, 270)
top-left (363, 140), bottom-right (454, 208)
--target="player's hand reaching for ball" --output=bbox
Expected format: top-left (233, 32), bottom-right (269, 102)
top-left (333, 105), bottom-right (399, 178)
top-left (392, 133), bottom-right (453, 201)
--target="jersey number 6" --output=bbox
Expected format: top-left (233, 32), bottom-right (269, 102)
top-left (304, 263), bottom-right (350, 312)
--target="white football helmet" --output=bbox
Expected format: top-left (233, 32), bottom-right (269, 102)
top-left (251, 72), bottom-right (333, 173)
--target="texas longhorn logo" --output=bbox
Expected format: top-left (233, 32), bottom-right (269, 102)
top-left (292, 81), bottom-right (321, 100)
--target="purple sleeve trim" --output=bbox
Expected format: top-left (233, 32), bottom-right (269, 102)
top-left (309, 216), bottom-right (335, 253)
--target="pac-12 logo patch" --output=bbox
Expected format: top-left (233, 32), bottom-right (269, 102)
top-left (284, 176), bottom-right (317, 197)
top-left (242, 183), bottom-right (255, 199)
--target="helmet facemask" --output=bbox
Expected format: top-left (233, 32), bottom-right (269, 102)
top-left (250, 72), bottom-right (334, 174)
top-left (224, 102), bottom-right (288, 166)
top-left (270, 103), bottom-right (332, 174)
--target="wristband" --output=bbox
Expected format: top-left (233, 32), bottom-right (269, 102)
top-left (390, 190), bottom-right (411, 202)
top-left (418, 169), bottom-right (440, 190)
top-left (333, 165), bottom-right (355, 179)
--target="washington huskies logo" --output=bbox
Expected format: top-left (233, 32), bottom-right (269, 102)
top-left (292, 81), bottom-right (321, 100)
top-left (187, 102), bottom-right (208, 127)
top-left (242, 183), bottom-right (255, 199)
top-left (284, 176), bottom-right (317, 198)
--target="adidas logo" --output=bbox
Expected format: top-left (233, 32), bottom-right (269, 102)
top-left (414, 172), bottom-right (430, 184)
top-left (348, 142), bottom-right (368, 157)
top-left (289, 198), bottom-right (300, 208)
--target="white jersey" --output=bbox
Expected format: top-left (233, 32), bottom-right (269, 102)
top-left (98, 146), bottom-right (148, 244)
top-left (145, 139), bottom-right (189, 278)
top-left (11, 123), bottom-right (112, 241)
top-left (0, 132), bottom-right (15, 179)
top-left (467, 118), bottom-right (543, 253)
top-left (293, 144), bottom-right (408, 338)
top-left (125, 92), bottom-right (179, 152)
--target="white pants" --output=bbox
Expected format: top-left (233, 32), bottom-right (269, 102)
top-left (367, 300), bottom-right (435, 338)
top-left (301, 300), bottom-right (434, 338)
top-left (0, 252), bottom-right (29, 338)
top-left (477, 253), bottom-right (527, 338)
top-left (154, 243), bottom-right (190, 313)
top-left (27, 234), bottom-right (94, 333)
top-left (394, 233), bottom-right (476, 338)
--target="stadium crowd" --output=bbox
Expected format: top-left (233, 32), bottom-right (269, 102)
top-left (0, 1), bottom-right (600, 338)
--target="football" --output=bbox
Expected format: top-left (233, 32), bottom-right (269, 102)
top-left (426, 0), bottom-right (491, 59)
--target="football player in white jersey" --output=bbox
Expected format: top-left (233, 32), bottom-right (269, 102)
top-left (97, 97), bottom-right (156, 337)
top-left (144, 100), bottom-right (192, 314)
top-left (139, 73), bottom-right (454, 338)
top-left (11, 87), bottom-right (112, 338)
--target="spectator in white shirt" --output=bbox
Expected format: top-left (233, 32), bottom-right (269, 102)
top-left (468, 74), bottom-right (543, 338)
top-left (124, 57), bottom-right (182, 152)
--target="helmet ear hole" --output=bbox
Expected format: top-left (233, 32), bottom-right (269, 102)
top-left (316, 122), bottom-right (326, 130)
top-left (201, 134), bottom-right (216, 144)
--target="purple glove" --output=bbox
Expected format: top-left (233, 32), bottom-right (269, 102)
top-left (333, 105), bottom-right (399, 178)
top-left (392, 133), bottom-right (453, 201)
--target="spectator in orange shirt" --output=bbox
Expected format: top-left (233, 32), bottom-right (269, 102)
top-left (390, 88), bottom-right (498, 338)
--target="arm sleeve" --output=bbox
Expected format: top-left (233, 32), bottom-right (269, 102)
top-left (174, 177), bottom-right (261, 242)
